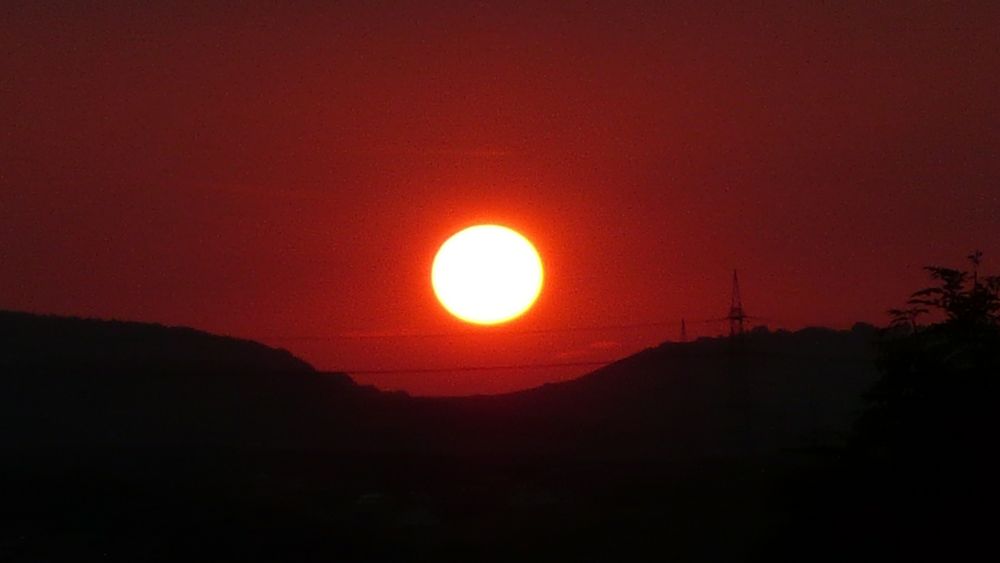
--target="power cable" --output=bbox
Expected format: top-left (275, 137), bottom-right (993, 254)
top-left (260, 320), bottom-right (678, 341)
top-left (342, 359), bottom-right (617, 375)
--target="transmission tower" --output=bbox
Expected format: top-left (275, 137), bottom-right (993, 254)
top-left (727, 270), bottom-right (747, 338)
top-left (680, 318), bottom-right (687, 342)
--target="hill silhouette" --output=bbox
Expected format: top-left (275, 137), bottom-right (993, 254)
top-left (407, 325), bottom-right (880, 466)
top-left (1, 310), bottom-right (878, 456)
top-left (0, 311), bottom-right (386, 450)
top-left (1, 311), bottom-right (891, 561)
top-left (0, 310), bottom-right (315, 376)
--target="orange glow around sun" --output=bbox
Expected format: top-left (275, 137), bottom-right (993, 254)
top-left (431, 225), bottom-right (544, 325)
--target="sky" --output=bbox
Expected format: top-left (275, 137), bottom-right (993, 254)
top-left (3, 1), bottom-right (999, 395)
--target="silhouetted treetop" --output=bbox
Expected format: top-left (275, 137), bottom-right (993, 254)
top-left (889, 250), bottom-right (1000, 331)
top-left (859, 251), bottom-right (999, 466)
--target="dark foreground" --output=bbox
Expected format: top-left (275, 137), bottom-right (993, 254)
top-left (0, 312), bottom-right (987, 561)
top-left (4, 447), bottom-right (983, 562)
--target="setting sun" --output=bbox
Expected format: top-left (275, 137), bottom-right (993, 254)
top-left (431, 225), bottom-right (544, 325)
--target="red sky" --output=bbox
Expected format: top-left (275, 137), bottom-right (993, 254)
top-left (3, 2), bottom-right (999, 395)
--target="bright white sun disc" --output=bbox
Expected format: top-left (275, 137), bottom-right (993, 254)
top-left (432, 225), bottom-right (544, 325)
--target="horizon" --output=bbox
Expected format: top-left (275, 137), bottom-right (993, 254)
top-left (1, 306), bottom-right (880, 396)
top-left (3, 2), bottom-right (997, 395)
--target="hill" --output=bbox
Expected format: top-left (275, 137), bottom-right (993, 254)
top-left (0, 310), bottom-right (314, 376)
top-left (1, 310), bottom-right (879, 457)
top-left (425, 324), bottom-right (879, 459)
top-left (0, 311), bottom-right (886, 562)
top-left (0, 311), bottom-right (387, 449)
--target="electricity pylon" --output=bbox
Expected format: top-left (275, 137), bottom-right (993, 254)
top-left (727, 270), bottom-right (747, 338)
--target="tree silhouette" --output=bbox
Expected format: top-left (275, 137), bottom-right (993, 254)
top-left (841, 252), bottom-right (999, 563)
top-left (900, 250), bottom-right (1000, 329)
top-left (857, 251), bottom-right (999, 464)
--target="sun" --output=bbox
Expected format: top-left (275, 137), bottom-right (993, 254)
top-left (432, 225), bottom-right (544, 325)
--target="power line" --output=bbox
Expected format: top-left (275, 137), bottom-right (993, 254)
top-left (260, 320), bottom-right (678, 341)
top-left (342, 359), bottom-right (617, 375)
top-left (284, 272), bottom-right (776, 377)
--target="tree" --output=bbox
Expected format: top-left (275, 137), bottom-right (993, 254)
top-left (894, 250), bottom-right (1000, 331)
top-left (846, 252), bottom-right (1000, 558)
top-left (857, 252), bottom-right (999, 462)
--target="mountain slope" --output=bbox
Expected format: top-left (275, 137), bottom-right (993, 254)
top-left (1, 310), bottom-right (880, 458)
top-left (0, 310), bottom-right (391, 449)
top-left (0, 310), bottom-right (313, 376)
top-left (424, 324), bottom-right (880, 458)
top-left (0, 311), bottom-right (887, 562)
